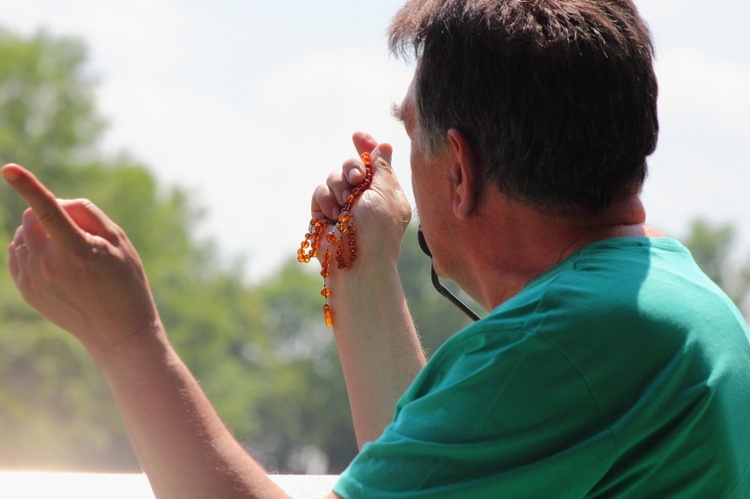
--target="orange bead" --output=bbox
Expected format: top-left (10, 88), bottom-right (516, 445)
top-left (323, 304), bottom-right (333, 327)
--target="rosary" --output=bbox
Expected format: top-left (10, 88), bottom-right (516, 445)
top-left (297, 152), bottom-right (374, 327)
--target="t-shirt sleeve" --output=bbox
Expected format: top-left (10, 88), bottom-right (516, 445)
top-left (333, 326), bottom-right (617, 498)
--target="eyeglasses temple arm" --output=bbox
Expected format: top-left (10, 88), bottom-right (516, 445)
top-left (429, 264), bottom-right (481, 322)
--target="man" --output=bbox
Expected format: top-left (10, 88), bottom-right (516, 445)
top-left (4, 1), bottom-right (750, 498)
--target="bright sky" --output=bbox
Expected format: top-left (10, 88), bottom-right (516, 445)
top-left (1, 0), bottom-right (748, 281)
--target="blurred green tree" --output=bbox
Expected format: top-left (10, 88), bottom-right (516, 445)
top-left (682, 219), bottom-right (750, 316)
top-left (0, 27), bottom-right (269, 471)
top-left (253, 261), bottom-right (356, 473)
top-left (0, 28), bottom-right (102, 231)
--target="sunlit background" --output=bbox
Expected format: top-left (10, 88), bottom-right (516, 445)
top-left (0, 0), bottom-right (747, 280)
top-left (0, 0), bottom-right (747, 491)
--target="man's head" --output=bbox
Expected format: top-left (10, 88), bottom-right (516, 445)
top-left (389, 0), bottom-right (658, 213)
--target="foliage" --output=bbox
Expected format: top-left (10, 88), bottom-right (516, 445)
top-left (0, 27), bottom-right (265, 472)
top-left (0, 28), bottom-right (103, 233)
top-left (682, 218), bottom-right (750, 316)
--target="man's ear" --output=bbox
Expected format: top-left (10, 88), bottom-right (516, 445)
top-left (446, 128), bottom-right (480, 219)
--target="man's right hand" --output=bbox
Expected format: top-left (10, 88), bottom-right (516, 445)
top-left (2, 163), bottom-right (162, 359)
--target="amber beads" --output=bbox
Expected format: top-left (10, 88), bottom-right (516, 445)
top-left (298, 152), bottom-right (374, 327)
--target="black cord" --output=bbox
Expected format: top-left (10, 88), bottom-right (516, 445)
top-left (417, 225), bottom-right (481, 322)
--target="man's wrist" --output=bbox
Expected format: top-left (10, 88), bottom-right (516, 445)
top-left (86, 319), bottom-right (174, 380)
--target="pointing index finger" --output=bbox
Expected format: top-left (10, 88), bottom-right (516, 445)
top-left (2, 164), bottom-right (83, 247)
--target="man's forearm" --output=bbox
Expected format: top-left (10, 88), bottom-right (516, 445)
top-left (92, 325), bottom-right (287, 499)
top-left (329, 262), bottom-right (426, 449)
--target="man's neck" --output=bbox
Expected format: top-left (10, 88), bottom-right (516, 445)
top-left (454, 193), bottom-right (660, 311)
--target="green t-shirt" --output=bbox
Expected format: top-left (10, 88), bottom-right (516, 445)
top-left (334, 238), bottom-right (750, 498)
